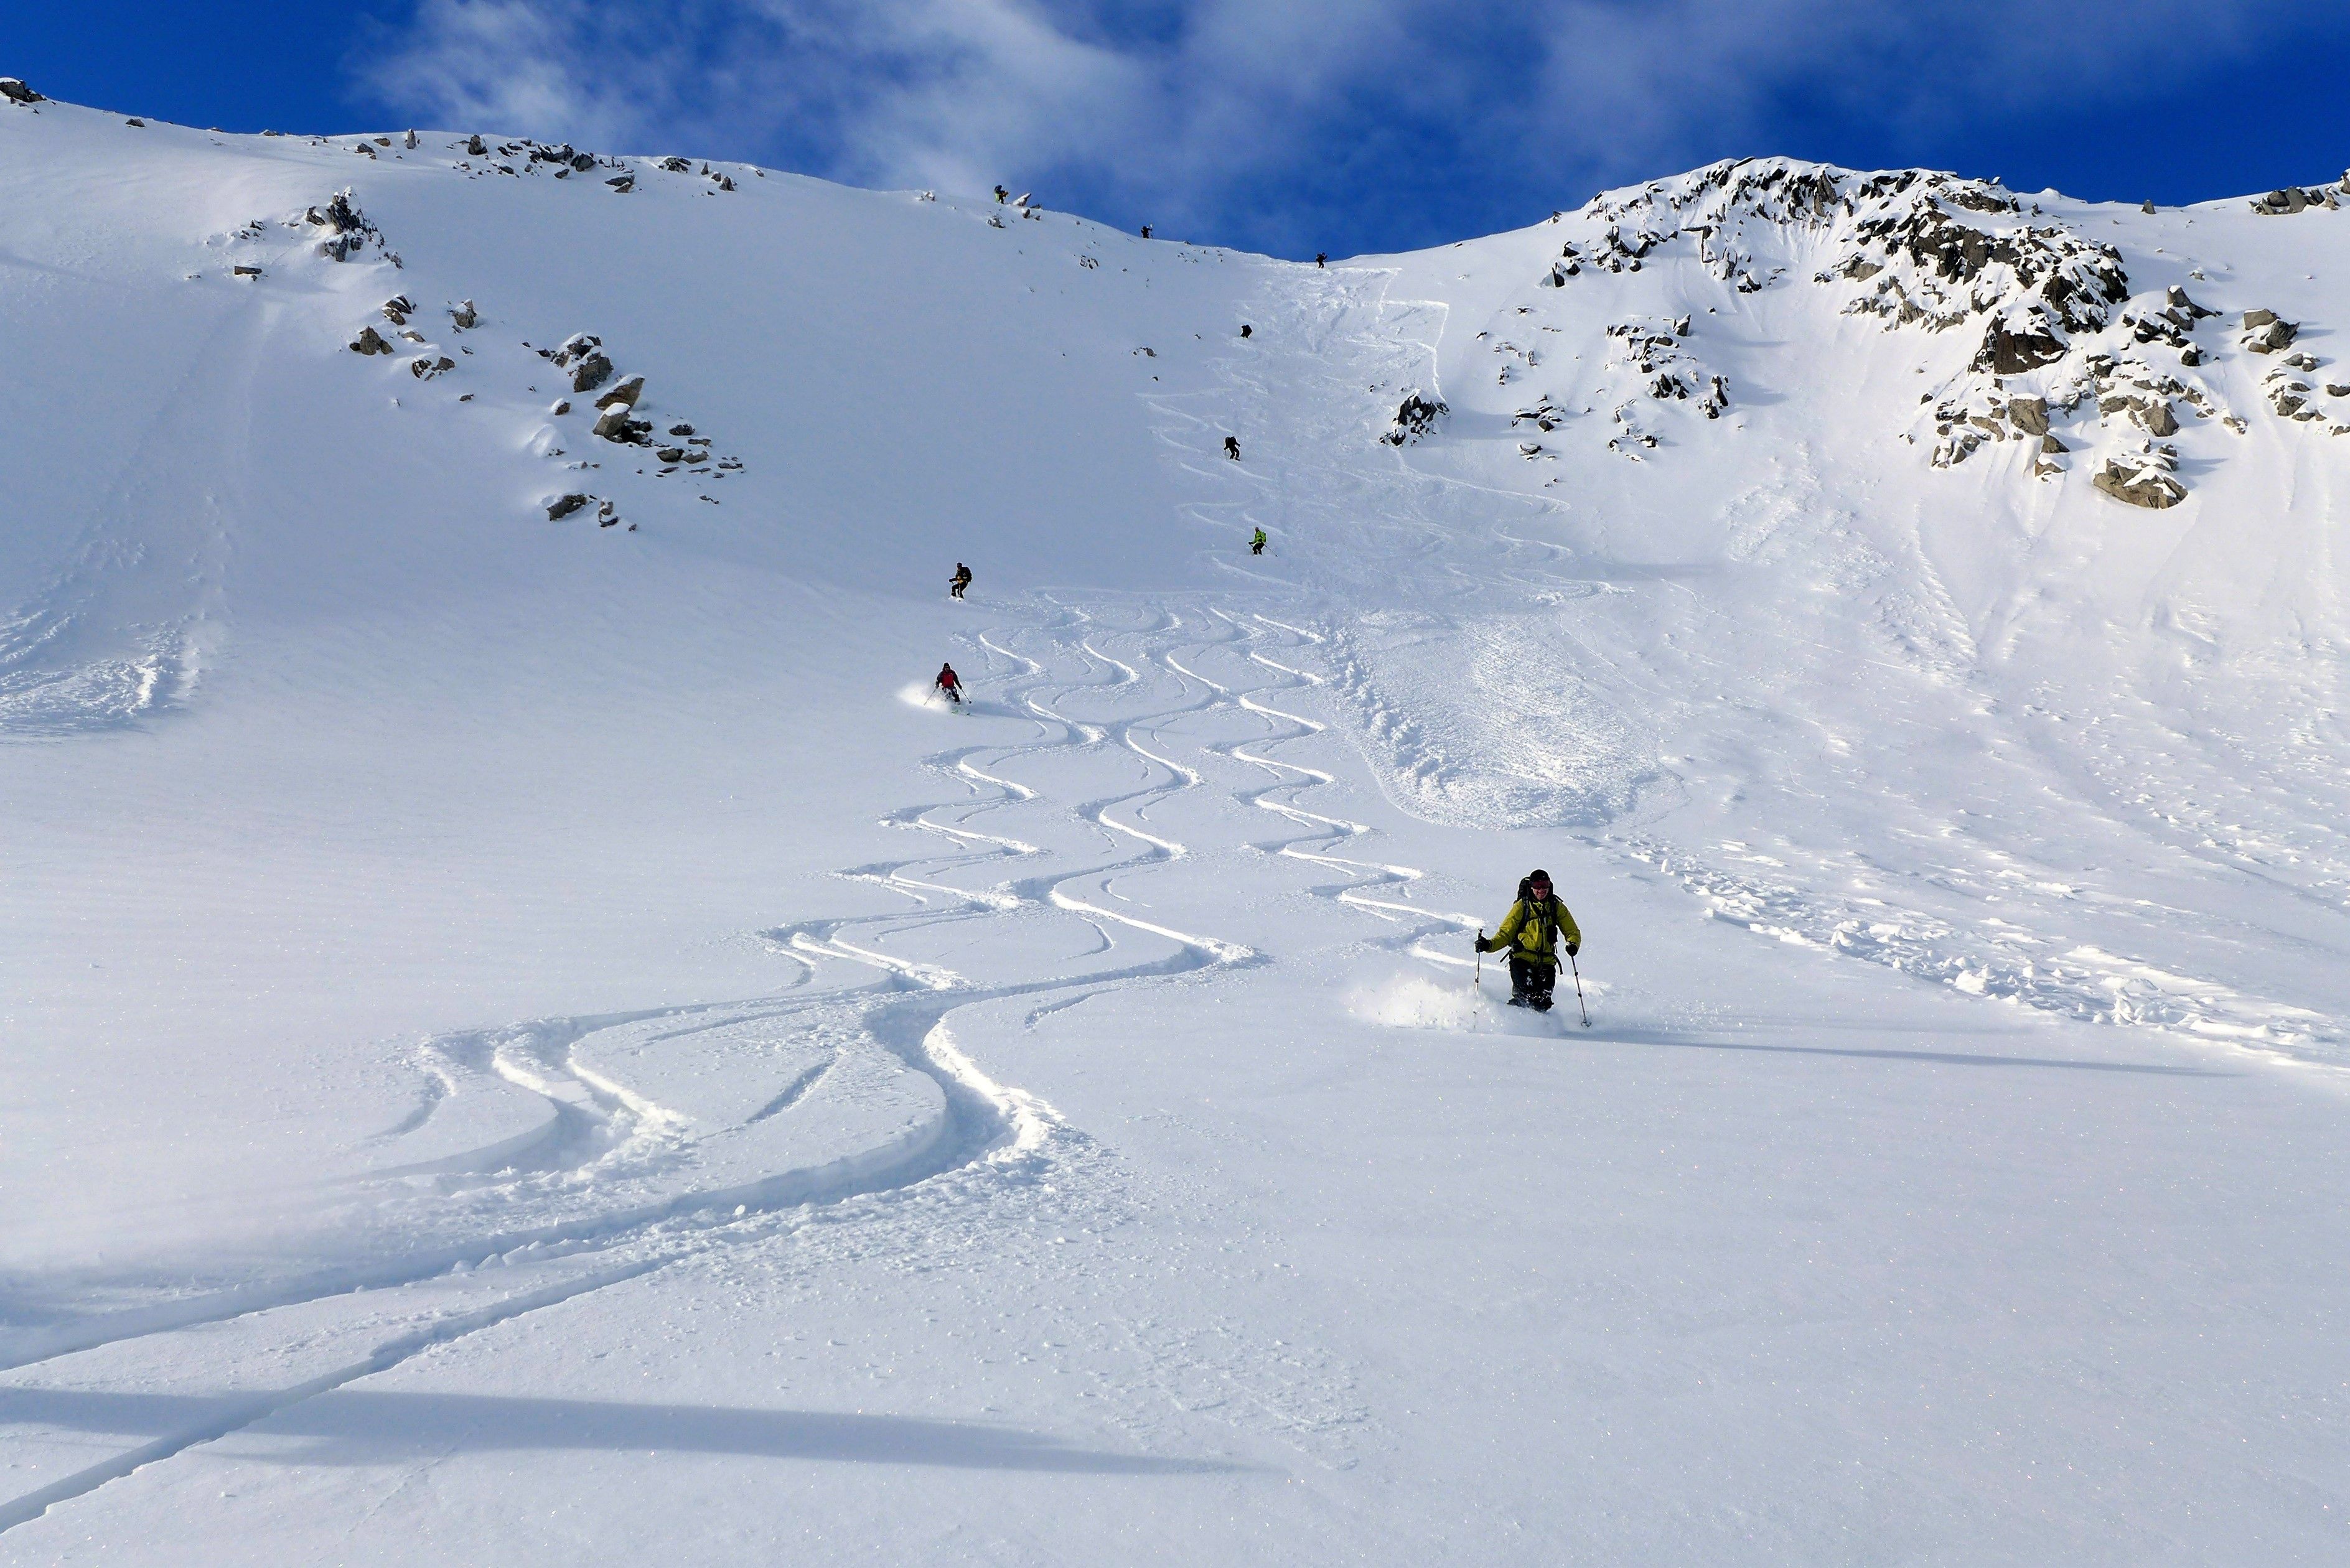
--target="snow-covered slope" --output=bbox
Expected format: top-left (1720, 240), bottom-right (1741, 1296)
top-left (1347, 157), bottom-right (2350, 1057)
top-left (5, 80), bottom-right (2350, 1563)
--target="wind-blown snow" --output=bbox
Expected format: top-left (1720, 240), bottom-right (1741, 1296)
top-left (4, 95), bottom-right (2349, 1563)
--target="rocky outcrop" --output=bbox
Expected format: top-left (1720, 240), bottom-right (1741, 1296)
top-left (2250, 185), bottom-right (2341, 215)
top-left (2084, 355), bottom-right (2215, 441)
top-left (0, 78), bottom-right (41, 105)
top-left (2242, 310), bottom-right (2299, 353)
top-left (1566, 159), bottom-right (2133, 447)
top-left (306, 190), bottom-right (386, 263)
top-left (1600, 318), bottom-right (1728, 422)
top-left (1525, 158), bottom-right (2350, 504)
top-left (1979, 322), bottom-right (2067, 374)
top-left (450, 299), bottom-right (477, 329)
top-left (410, 355), bottom-right (456, 379)
top-left (1929, 383), bottom-right (2102, 467)
top-left (1510, 394), bottom-right (1567, 434)
top-left (523, 334), bottom-right (739, 473)
top-left (526, 144), bottom-right (599, 174)
top-left (2116, 286), bottom-right (2217, 351)
top-left (2092, 448), bottom-right (2186, 509)
top-left (1383, 391), bottom-right (1448, 446)
top-left (592, 404), bottom-right (650, 442)
top-left (452, 138), bottom-right (732, 198)
top-left (349, 325), bottom-right (394, 355)
top-left (546, 493), bottom-right (592, 520)
top-left (545, 334), bottom-right (613, 393)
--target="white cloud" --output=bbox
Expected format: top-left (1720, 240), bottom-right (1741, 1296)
top-left (363, 0), bottom-right (2329, 250)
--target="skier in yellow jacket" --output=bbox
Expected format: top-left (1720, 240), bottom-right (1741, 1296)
top-left (1474, 869), bottom-right (1581, 1010)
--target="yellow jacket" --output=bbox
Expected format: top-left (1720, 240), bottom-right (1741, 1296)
top-left (1485, 895), bottom-right (1580, 968)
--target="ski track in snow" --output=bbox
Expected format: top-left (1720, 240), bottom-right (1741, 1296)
top-left (0, 308), bottom-right (253, 738)
top-left (1164, 256), bottom-right (2350, 1073)
top-left (0, 573), bottom-right (1462, 1529)
top-left (13, 139), bottom-right (2350, 1544)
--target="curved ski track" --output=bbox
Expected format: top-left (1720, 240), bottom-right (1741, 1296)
top-left (0, 574), bottom-right (1466, 1534)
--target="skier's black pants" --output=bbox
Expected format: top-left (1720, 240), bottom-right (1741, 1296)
top-left (1508, 955), bottom-right (1555, 1010)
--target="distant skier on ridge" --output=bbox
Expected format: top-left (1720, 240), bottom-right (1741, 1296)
top-left (1474, 869), bottom-right (1580, 1012)
top-left (935, 662), bottom-right (963, 706)
top-left (949, 562), bottom-right (972, 600)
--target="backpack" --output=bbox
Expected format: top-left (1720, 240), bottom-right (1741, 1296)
top-left (1512, 879), bottom-right (1556, 947)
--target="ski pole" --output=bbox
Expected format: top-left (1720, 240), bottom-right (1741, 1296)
top-left (1474, 928), bottom-right (1484, 986)
top-left (1568, 952), bottom-right (1589, 1027)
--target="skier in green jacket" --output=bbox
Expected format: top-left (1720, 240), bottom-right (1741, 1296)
top-left (1250, 527), bottom-right (1267, 556)
top-left (1474, 869), bottom-right (1581, 1010)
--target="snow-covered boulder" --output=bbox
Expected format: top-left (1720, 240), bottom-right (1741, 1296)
top-left (549, 334), bottom-right (613, 393)
top-left (1383, 391), bottom-right (1448, 446)
top-left (592, 404), bottom-right (650, 442)
top-left (2093, 451), bottom-right (2186, 508)
top-left (2242, 311), bottom-right (2300, 353)
top-left (306, 190), bottom-right (382, 263)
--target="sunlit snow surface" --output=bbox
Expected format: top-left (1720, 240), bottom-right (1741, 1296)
top-left (4, 101), bottom-right (2349, 1562)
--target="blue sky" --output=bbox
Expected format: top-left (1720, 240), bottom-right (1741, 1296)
top-left (13, 2), bottom-right (2349, 259)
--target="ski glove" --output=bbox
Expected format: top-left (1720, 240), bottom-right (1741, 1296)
top-left (1473, 936), bottom-right (1494, 953)
top-left (1566, 940), bottom-right (1579, 958)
